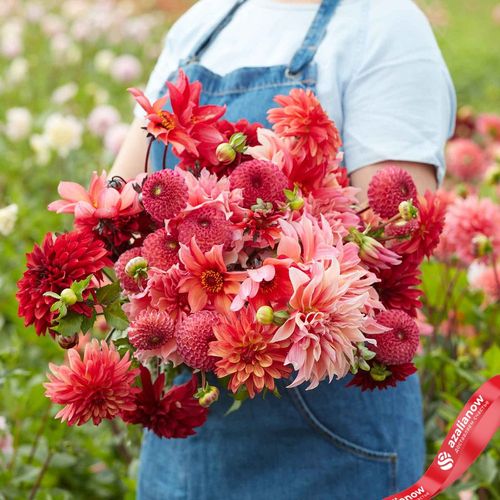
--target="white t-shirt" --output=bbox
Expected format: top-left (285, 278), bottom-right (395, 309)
top-left (135, 0), bottom-right (457, 184)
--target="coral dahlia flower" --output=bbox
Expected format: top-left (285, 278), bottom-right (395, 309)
top-left (17, 230), bottom-right (112, 336)
top-left (122, 366), bottom-right (208, 439)
top-left (178, 239), bottom-right (246, 313)
top-left (445, 138), bottom-right (488, 182)
top-left (44, 340), bottom-right (139, 426)
top-left (209, 308), bottom-right (291, 398)
top-left (273, 261), bottom-right (387, 389)
top-left (268, 88), bottom-right (342, 191)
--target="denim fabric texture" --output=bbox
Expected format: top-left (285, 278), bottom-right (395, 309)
top-left (139, 1), bottom-right (426, 498)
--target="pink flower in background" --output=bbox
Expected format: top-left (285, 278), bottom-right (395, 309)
top-left (104, 123), bottom-right (129, 155)
top-left (442, 195), bottom-right (500, 264)
top-left (446, 138), bottom-right (488, 182)
top-left (110, 54), bottom-right (142, 83)
top-left (476, 113), bottom-right (500, 142)
top-left (44, 340), bottom-right (139, 426)
top-left (0, 416), bottom-right (13, 460)
top-left (468, 261), bottom-right (500, 304)
top-left (87, 105), bottom-right (120, 136)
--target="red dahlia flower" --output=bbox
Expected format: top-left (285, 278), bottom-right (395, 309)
top-left (44, 340), bottom-right (139, 425)
top-left (268, 88), bottom-right (342, 191)
top-left (17, 231), bottom-right (112, 336)
top-left (122, 366), bottom-right (208, 439)
top-left (346, 362), bottom-right (417, 391)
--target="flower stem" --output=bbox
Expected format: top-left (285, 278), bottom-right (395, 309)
top-left (29, 451), bottom-right (53, 500)
top-left (162, 143), bottom-right (168, 170)
top-left (144, 136), bottom-right (154, 173)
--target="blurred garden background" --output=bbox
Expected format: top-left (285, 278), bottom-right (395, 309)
top-left (0, 0), bottom-right (499, 498)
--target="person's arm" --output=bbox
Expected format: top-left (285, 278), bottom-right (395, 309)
top-left (108, 117), bottom-right (150, 179)
top-left (350, 160), bottom-right (437, 204)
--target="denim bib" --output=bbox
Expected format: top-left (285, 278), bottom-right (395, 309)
top-left (139, 1), bottom-right (426, 498)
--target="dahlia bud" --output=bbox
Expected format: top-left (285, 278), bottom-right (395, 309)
top-left (196, 385), bottom-right (220, 408)
top-left (229, 132), bottom-right (247, 153)
top-left (216, 143), bottom-right (236, 164)
top-left (370, 363), bottom-right (392, 382)
top-left (125, 256), bottom-right (148, 280)
top-left (358, 357), bottom-right (371, 371)
top-left (398, 200), bottom-right (418, 221)
top-left (256, 306), bottom-right (274, 325)
top-left (272, 310), bottom-right (290, 326)
top-left (472, 234), bottom-right (493, 258)
top-left (484, 164), bottom-right (500, 185)
top-left (57, 333), bottom-right (79, 350)
top-left (456, 183), bottom-right (470, 199)
top-left (60, 288), bottom-right (77, 306)
top-left (288, 197), bottom-right (304, 211)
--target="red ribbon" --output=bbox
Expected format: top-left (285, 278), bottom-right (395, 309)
top-left (384, 375), bottom-right (500, 500)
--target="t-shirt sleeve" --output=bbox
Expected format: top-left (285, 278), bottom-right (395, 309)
top-left (341, 0), bottom-right (457, 185)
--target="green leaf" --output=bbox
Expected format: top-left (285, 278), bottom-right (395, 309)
top-left (104, 301), bottom-right (129, 331)
top-left (50, 300), bottom-right (63, 313)
top-left (96, 281), bottom-right (121, 305)
top-left (81, 310), bottom-right (97, 333)
top-left (71, 274), bottom-right (93, 301)
top-left (224, 399), bottom-right (243, 416)
top-left (51, 311), bottom-right (83, 337)
top-left (43, 291), bottom-right (61, 300)
top-left (483, 344), bottom-right (500, 378)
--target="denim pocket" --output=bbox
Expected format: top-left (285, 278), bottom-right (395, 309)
top-left (287, 382), bottom-right (398, 493)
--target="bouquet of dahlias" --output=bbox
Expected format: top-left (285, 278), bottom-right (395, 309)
top-left (17, 69), bottom-right (446, 438)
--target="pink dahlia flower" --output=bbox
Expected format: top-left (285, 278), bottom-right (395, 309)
top-left (44, 340), bottom-right (138, 426)
top-left (141, 228), bottom-right (179, 271)
top-left (114, 247), bottom-right (144, 294)
top-left (476, 113), bottom-right (500, 142)
top-left (175, 310), bottom-right (220, 371)
top-left (209, 307), bottom-right (291, 398)
top-left (178, 239), bottom-right (246, 313)
top-left (128, 308), bottom-right (178, 363)
top-left (48, 170), bottom-right (143, 221)
top-left (468, 261), bottom-right (500, 304)
top-left (442, 195), bottom-right (500, 264)
top-left (367, 166), bottom-right (417, 218)
top-left (273, 260), bottom-right (387, 389)
top-left (141, 170), bottom-right (188, 223)
top-left (445, 138), bottom-right (488, 182)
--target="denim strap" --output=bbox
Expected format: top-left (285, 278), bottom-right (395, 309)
top-left (185, 0), bottom-right (248, 63)
top-left (288, 0), bottom-right (342, 75)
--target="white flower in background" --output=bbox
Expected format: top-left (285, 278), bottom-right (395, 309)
top-left (24, 3), bottom-right (46, 23)
top-left (61, 0), bottom-right (88, 20)
top-left (4, 107), bottom-right (32, 141)
top-left (84, 82), bottom-right (110, 105)
top-left (123, 15), bottom-right (158, 43)
top-left (110, 54), bottom-right (142, 83)
top-left (87, 105), bottom-right (120, 136)
top-left (43, 113), bottom-right (83, 157)
top-left (5, 57), bottom-right (28, 85)
top-left (104, 123), bottom-right (129, 155)
top-left (51, 82), bottom-right (78, 105)
top-left (1, 18), bottom-right (23, 58)
top-left (94, 49), bottom-right (115, 74)
top-left (0, 416), bottom-right (13, 461)
top-left (40, 14), bottom-right (65, 37)
top-left (0, 0), bottom-right (16, 19)
top-left (50, 35), bottom-right (82, 66)
top-left (30, 134), bottom-right (51, 166)
top-left (0, 204), bottom-right (18, 237)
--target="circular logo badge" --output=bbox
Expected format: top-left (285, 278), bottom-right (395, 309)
top-left (437, 451), bottom-right (454, 471)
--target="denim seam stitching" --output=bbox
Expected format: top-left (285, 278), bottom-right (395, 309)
top-left (201, 80), bottom-right (317, 96)
top-left (289, 387), bottom-right (397, 463)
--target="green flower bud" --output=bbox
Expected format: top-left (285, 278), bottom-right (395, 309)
top-left (256, 306), bottom-right (275, 325)
top-left (229, 132), bottom-right (247, 153)
top-left (198, 385), bottom-right (220, 408)
top-left (272, 310), bottom-right (290, 326)
top-left (125, 256), bottom-right (148, 280)
top-left (289, 197), bottom-right (304, 211)
top-left (370, 363), bottom-right (392, 382)
top-left (398, 200), bottom-right (418, 221)
top-left (57, 333), bottom-right (79, 350)
top-left (60, 288), bottom-right (77, 306)
top-left (472, 234), bottom-right (493, 258)
top-left (216, 143), bottom-right (237, 164)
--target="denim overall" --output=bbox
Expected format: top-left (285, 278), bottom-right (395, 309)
top-left (138, 1), bottom-right (426, 499)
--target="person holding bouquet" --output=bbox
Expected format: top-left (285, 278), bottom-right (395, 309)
top-left (108, 0), bottom-right (456, 498)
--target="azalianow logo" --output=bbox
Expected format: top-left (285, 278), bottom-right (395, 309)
top-left (437, 451), bottom-right (454, 470)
